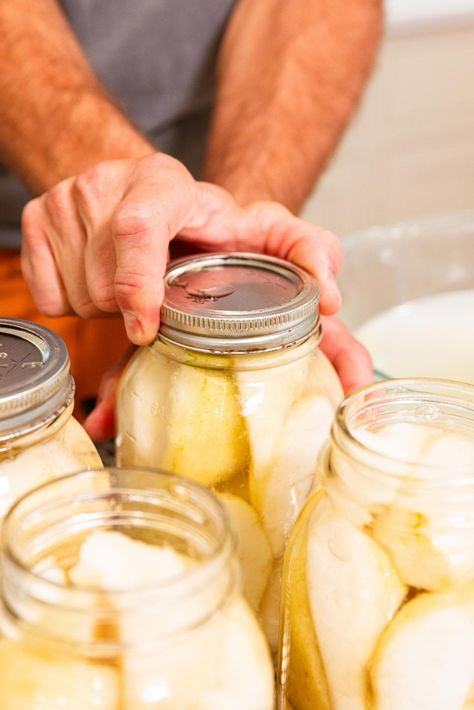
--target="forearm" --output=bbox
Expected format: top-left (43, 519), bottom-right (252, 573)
top-left (0, 0), bottom-right (152, 194)
top-left (203, 0), bottom-right (382, 213)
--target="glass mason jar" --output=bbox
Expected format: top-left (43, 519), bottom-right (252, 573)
top-left (0, 467), bottom-right (274, 709)
top-left (116, 253), bottom-right (343, 644)
top-left (278, 378), bottom-right (474, 710)
top-left (0, 318), bottom-right (102, 522)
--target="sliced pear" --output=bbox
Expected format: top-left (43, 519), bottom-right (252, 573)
top-left (158, 361), bottom-right (248, 487)
top-left (305, 348), bottom-right (343, 410)
top-left (372, 509), bottom-right (454, 591)
top-left (116, 345), bottom-right (173, 467)
top-left (70, 530), bottom-right (191, 590)
top-left (418, 431), bottom-right (474, 471)
top-left (235, 355), bottom-right (308, 484)
top-left (255, 394), bottom-right (335, 558)
top-left (70, 530), bottom-right (222, 708)
top-left (280, 494), bottom-right (332, 710)
top-left (0, 419), bottom-right (102, 518)
top-left (123, 597), bottom-right (274, 710)
top-left (370, 588), bottom-right (474, 710)
top-left (372, 430), bottom-right (474, 590)
top-left (214, 596), bottom-right (274, 710)
top-left (217, 493), bottom-right (272, 610)
top-left (306, 497), bottom-right (406, 709)
top-left (59, 416), bottom-right (103, 469)
top-left (123, 614), bottom-right (224, 709)
top-left (330, 423), bottom-right (433, 527)
top-left (0, 639), bottom-right (119, 709)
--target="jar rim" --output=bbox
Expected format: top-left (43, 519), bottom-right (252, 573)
top-left (0, 468), bottom-right (237, 650)
top-left (331, 377), bottom-right (474, 486)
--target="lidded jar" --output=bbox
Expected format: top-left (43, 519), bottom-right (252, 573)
top-left (0, 468), bottom-right (274, 709)
top-left (278, 378), bottom-right (474, 710)
top-left (116, 253), bottom-right (343, 641)
top-left (0, 318), bottom-right (101, 521)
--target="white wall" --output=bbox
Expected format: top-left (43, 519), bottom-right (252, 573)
top-left (386, 0), bottom-right (474, 32)
top-left (303, 19), bottom-right (474, 237)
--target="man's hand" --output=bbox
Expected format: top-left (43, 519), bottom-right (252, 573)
top-left (84, 316), bottom-right (372, 442)
top-left (21, 152), bottom-right (344, 345)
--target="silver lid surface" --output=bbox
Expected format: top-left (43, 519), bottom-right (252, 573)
top-left (0, 319), bottom-right (73, 440)
top-left (160, 253), bottom-right (321, 353)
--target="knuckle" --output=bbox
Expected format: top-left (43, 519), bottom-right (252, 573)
top-left (43, 181), bottom-right (73, 218)
top-left (144, 152), bottom-right (192, 181)
top-left (113, 276), bottom-right (145, 308)
top-left (112, 201), bottom-right (158, 241)
top-left (74, 164), bottom-right (105, 204)
top-left (89, 284), bottom-right (117, 313)
top-left (250, 201), bottom-right (292, 222)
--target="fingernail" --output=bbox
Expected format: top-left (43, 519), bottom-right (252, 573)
top-left (123, 311), bottom-right (144, 343)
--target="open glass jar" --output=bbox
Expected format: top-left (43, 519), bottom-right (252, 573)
top-left (116, 253), bottom-right (343, 644)
top-left (0, 467), bottom-right (274, 709)
top-left (0, 319), bottom-right (102, 522)
top-left (278, 378), bottom-right (474, 710)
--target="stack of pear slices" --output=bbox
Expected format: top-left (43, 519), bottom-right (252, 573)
top-left (118, 344), bottom-right (342, 630)
top-left (285, 422), bottom-right (474, 710)
top-left (0, 531), bottom-right (274, 709)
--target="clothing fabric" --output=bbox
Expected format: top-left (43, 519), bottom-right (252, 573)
top-left (0, 0), bottom-right (236, 248)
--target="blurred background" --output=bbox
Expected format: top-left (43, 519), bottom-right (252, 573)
top-left (304, 0), bottom-right (474, 234)
top-left (303, 0), bottom-right (474, 383)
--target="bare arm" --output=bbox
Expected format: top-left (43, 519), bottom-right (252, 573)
top-left (203, 0), bottom-right (382, 212)
top-left (0, 0), bottom-right (152, 193)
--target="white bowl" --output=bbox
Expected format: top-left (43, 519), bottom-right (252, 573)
top-left (338, 212), bottom-right (474, 382)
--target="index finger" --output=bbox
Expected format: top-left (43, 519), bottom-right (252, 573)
top-left (111, 157), bottom-right (197, 344)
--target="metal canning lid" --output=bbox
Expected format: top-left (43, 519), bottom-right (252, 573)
top-left (160, 253), bottom-right (321, 353)
top-left (0, 319), bottom-right (74, 440)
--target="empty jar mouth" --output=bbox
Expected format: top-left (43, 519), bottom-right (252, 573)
top-left (0, 468), bottom-right (236, 654)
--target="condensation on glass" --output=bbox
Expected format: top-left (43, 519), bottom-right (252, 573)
top-left (116, 253), bottom-right (343, 646)
top-left (0, 318), bottom-right (102, 522)
top-left (278, 379), bottom-right (474, 710)
top-left (0, 468), bottom-right (274, 708)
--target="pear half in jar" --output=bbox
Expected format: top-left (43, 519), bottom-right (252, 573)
top-left (372, 429), bottom-right (474, 591)
top-left (162, 358), bottom-right (249, 487)
top-left (116, 346), bottom-right (174, 467)
top-left (369, 585), bottom-right (474, 710)
top-left (0, 415), bottom-right (102, 516)
top-left (302, 496), bottom-right (406, 710)
top-left (235, 354), bottom-right (311, 550)
top-left (217, 493), bottom-right (272, 611)
top-left (71, 530), bottom-right (274, 710)
top-left (120, 346), bottom-right (249, 486)
top-left (258, 393), bottom-right (335, 558)
top-left (281, 494), bottom-right (332, 710)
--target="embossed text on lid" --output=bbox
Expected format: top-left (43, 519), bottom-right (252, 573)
top-left (160, 253), bottom-right (321, 353)
top-left (0, 320), bottom-right (73, 439)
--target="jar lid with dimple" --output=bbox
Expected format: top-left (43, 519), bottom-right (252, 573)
top-left (0, 319), bottom-right (74, 441)
top-left (159, 253), bottom-right (321, 353)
